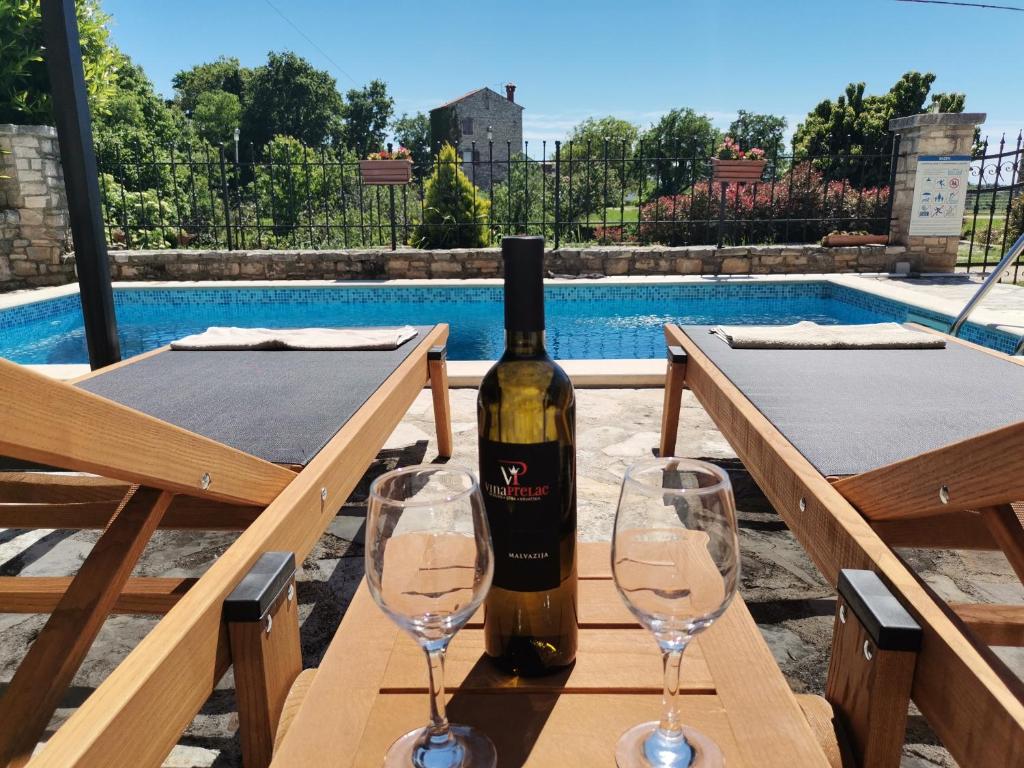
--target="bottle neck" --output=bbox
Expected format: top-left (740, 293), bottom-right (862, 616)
top-left (504, 330), bottom-right (547, 357)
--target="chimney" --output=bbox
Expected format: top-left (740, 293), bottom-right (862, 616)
top-left (505, 83), bottom-right (516, 103)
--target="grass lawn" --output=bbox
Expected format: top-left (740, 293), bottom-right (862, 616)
top-left (594, 206), bottom-right (639, 225)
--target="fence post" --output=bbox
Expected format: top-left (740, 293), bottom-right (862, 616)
top-left (387, 142), bottom-right (397, 251)
top-left (553, 141), bottom-right (561, 249)
top-left (886, 112), bottom-right (985, 272)
top-left (716, 181), bottom-right (728, 248)
top-left (218, 146), bottom-right (234, 251)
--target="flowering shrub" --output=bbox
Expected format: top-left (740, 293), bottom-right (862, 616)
top-left (630, 162), bottom-right (889, 246)
top-left (714, 136), bottom-right (765, 162)
top-left (366, 146), bottom-right (412, 160)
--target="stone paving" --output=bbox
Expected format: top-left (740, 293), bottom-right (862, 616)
top-left (1, 388), bottom-right (1020, 767)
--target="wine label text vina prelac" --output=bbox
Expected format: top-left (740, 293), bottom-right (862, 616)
top-left (479, 439), bottom-right (561, 592)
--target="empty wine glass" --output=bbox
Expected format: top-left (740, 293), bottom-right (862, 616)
top-left (612, 458), bottom-right (740, 768)
top-left (366, 465), bottom-right (496, 768)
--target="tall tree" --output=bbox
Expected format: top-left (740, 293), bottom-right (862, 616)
top-left (192, 90), bottom-right (242, 145)
top-left (392, 111), bottom-right (431, 177)
top-left (641, 108), bottom-right (719, 196)
top-left (792, 71), bottom-right (965, 185)
top-left (241, 51), bottom-right (344, 149)
top-left (343, 79), bottom-right (394, 157)
top-left (172, 56), bottom-right (250, 115)
top-left (727, 110), bottom-right (787, 160)
top-left (0, 0), bottom-right (121, 124)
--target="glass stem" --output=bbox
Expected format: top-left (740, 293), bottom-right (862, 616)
top-left (425, 647), bottom-right (454, 744)
top-left (658, 645), bottom-right (686, 740)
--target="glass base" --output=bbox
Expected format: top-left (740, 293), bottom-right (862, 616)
top-left (384, 724), bottom-right (497, 768)
top-left (615, 722), bottom-right (723, 768)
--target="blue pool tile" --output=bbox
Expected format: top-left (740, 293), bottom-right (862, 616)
top-left (0, 281), bottom-right (1017, 363)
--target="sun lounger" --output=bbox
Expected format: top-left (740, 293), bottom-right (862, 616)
top-left (0, 324), bottom-right (452, 767)
top-left (658, 323), bottom-right (1024, 767)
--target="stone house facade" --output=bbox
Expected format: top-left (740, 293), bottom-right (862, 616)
top-left (429, 85), bottom-right (523, 189)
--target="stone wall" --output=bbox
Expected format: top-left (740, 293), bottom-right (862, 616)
top-left (102, 243), bottom-right (909, 282)
top-left (0, 124), bottom-right (74, 289)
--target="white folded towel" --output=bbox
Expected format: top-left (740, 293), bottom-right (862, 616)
top-left (170, 326), bottom-right (418, 351)
top-left (711, 321), bottom-right (945, 350)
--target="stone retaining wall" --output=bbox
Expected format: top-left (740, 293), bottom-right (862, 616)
top-left (100, 244), bottom-right (908, 282)
top-left (0, 124), bottom-right (74, 290)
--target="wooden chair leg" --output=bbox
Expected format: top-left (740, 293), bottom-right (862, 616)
top-left (226, 552), bottom-right (302, 768)
top-left (0, 486), bottom-right (173, 768)
top-left (428, 345), bottom-right (453, 458)
top-left (979, 504), bottom-right (1024, 583)
top-left (658, 346), bottom-right (687, 458)
top-left (825, 569), bottom-right (922, 768)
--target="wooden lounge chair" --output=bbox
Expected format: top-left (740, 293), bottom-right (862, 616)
top-left (658, 323), bottom-right (1024, 767)
top-left (0, 324), bottom-right (453, 767)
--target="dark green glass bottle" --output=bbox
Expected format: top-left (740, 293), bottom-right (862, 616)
top-left (477, 236), bottom-right (578, 676)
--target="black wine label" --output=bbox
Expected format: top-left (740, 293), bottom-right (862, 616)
top-left (479, 439), bottom-right (561, 591)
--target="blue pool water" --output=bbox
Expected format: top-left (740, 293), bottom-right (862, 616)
top-left (0, 281), bottom-right (1015, 363)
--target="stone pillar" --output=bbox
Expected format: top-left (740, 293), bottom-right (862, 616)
top-left (887, 112), bottom-right (985, 272)
top-left (0, 124), bottom-right (73, 290)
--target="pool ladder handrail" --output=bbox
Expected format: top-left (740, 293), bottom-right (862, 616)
top-left (948, 231), bottom-right (1024, 355)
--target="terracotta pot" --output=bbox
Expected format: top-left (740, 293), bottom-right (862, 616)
top-left (822, 234), bottom-right (888, 247)
top-left (359, 159), bottom-right (413, 185)
top-left (711, 158), bottom-right (766, 184)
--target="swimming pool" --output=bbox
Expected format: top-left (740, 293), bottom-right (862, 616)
top-left (0, 280), bottom-right (1016, 363)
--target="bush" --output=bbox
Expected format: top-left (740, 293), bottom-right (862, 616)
top-left (411, 144), bottom-right (490, 248)
top-left (635, 162), bottom-right (890, 246)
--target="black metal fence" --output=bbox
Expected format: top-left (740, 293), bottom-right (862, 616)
top-left (98, 138), bottom-right (897, 252)
top-left (962, 132), bottom-right (1023, 282)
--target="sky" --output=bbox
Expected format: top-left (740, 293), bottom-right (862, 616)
top-left (104, 0), bottom-right (1023, 147)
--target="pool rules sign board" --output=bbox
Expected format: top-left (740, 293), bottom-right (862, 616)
top-left (909, 155), bottom-right (971, 235)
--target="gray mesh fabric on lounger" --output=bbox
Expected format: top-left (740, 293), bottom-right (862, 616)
top-left (681, 325), bottom-right (1024, 477)
top-left (75, 325), bottom-right (435, 466)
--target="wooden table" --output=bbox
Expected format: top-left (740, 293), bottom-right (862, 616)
top-left (272, 542), bottom-right (834, 767)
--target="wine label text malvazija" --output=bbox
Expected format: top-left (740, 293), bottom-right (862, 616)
top-left (479, 439), bottom-right (562, 592)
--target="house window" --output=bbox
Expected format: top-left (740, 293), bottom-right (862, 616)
top-left (462, 150), bottom-right (473, 163)
top-left (461, 117), bottom-right (474, 135)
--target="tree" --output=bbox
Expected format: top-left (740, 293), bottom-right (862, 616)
top-left (641, 108), bottom-right (720, 196)
top-left (412, 143), bottom-right (490, 248)
top-left (92, 54), bottom-right (193, 186)
top-left (792, 72), bottom-right (965, 185)
top-left (0, 0), bottom-right (121, 124)
top-left (727, 110), bottom-right (787, 160)
top-left (392, 112), bottom-right (431, 177)
top-left (192, 90), bottom-right (242, 145)
top-left (241, 51), bottom-right (344, 149)
top-left (343, 79), bottom-right (394, 158)
top-left (172, 56), bottom-right (250, 115)
top-left (561, 117), bottom-right (640, 218)
top-left (566, 116), bottom-right (640, 157)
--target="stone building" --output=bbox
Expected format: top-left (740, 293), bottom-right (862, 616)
top-left (429, 84), bottom-right (523, 189)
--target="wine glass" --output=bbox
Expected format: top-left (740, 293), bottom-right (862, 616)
top-left (366, 465), bottom-right (497, 768)
top-left (611, 458), bottom-right (740, 768)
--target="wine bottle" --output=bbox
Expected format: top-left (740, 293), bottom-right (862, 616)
top-left (478, 235), bottom-right (578, 676)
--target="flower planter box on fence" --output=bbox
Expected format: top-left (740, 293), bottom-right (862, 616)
top-left (822, 234), bottom-right (889, 247)
top-left (711, 158), bottom-right (766, 185)
top-left (359, 159), bottom-right (413, 185)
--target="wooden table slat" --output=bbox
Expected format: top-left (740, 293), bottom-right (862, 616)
top-left (383, 627), bottom-right (712, 693)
